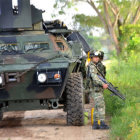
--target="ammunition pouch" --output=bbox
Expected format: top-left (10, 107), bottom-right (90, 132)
top-left (94, 84), bottom-right (103, 92)
top-left (94, 87), bottom-right (100, 92)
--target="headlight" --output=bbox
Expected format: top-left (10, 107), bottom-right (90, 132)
top-left (0, 76), bottom-right (3, 84)
top-left (38, 73), bottom-right (47, 83)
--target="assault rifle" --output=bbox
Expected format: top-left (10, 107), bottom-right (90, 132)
top-left (97, 75), bottom-right (125, 100)
top-left (90, 63), bottom-right (126, 100)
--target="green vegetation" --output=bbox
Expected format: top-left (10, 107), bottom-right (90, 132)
top-left (53, 1), bottom-right (140, 139)
top-left (104, 50), bottom-right (140, 139)
top-left (54, 0), bottom-right (140, 55)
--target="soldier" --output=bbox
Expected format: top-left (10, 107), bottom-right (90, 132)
top-left (89, 51), bottom-right (109, 129)
top-left (97, 51), bottom-right (106, 78)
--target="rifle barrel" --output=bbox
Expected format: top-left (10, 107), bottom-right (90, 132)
top-left (97, 75), bottom-right (125, 100)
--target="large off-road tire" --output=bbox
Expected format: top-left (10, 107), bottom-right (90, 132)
top-left (66, 72), bottom-right (84, 126)
top-left (0, 110), bottom-right (3, 121)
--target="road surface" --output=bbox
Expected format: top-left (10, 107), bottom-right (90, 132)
top-left (0, 103), bottom-right (109, 140)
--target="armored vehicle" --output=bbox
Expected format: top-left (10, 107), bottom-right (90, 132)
top-left (0, 0), bottom-right (90, 126)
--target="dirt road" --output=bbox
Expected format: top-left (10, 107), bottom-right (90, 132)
top-left (0, 105), bottom-right (109, 140)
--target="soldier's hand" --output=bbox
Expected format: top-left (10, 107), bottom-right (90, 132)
top-left (103, 84), bottom-right (108, 89)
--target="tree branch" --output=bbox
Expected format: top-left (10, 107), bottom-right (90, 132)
top-left (103, 0), bottom-right (120, 55)
top-left (75, 0), bottom-right (87, 2)
top-left (87, 0), bottom-right (106, 25)
top-left (106, 0), bottom-right (121, 31)
top-left (105, 0), bottom-right (118, 16)
top-left (132, 5), bottom-right (140, 24)
top-left (87, 0), bottom-right (109, 33)
top-left (113, 12), bottom-right (120, 29)
top-left (103, 1), bottom-right (113, 34)
top-left (124, 0), bottom-right (138, 24)
top-left (124, 12), bottom-right (132, 24)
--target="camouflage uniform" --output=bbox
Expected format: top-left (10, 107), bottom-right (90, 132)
top-left (97, 61), bottom-right (106, 78)
top-left (89, 61), bottom-right (105, 122)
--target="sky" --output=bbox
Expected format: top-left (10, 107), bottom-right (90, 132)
top-left (30, 0), bottom-right (96, 28)
top-left (30, 0), bottom-right (104, 36)
top-left (31, 0), bottom-right (95, 26)
top-left (12, 0), bottom-right (103, 36)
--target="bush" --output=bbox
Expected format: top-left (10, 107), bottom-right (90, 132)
top-left (110, 102), bottom-right (140, 140)
top-left (120, 24), bottom-right (140, 53)
top-left (104, 52), bottom-right (140, 139)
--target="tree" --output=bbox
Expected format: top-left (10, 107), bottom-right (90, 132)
top-left (55, 0), bottom-right (140, 55)
top-left (120, 24), bottom-right (140, 53)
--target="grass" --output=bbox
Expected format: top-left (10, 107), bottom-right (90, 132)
top-left (104, 51), bottom-right (140, 140)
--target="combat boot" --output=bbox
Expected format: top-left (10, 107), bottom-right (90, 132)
top-left (92, 121), bottom-right (100, 129)
top-left (100, 121), bottom-right (109, 129)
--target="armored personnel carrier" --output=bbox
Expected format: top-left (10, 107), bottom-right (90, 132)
top-left (0, 0), bottom-right (90, 126)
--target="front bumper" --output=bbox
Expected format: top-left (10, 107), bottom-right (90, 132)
top-left (0, 67), bottom-right (68, 101)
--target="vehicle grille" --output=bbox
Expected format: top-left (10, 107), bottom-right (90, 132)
top-left (5, 72), bottom-right (20, 83)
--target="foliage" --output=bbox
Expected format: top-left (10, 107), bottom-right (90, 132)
top-left (104, 51), bottom-right (140, 139)
top-left (74, 14), bottom-right (103, 28)
top-left (126, 119), bottom-right (140, 140)
top-left (110, 103), bottom-right (140, 140)
top-left (120, 24), bottom-right (140, 36)
top-left (52, 0), bottom-right (140, 55)
top-left (120, 24), bottom-right (140, 53)
top-left (74, 0), bottom-right (139, 27)
top-left (52, 0), bottom-right (75, 16)
top-left (127, 34), bottom-right (140, 51)
top-left (54, 0), bottom-right (140, 54)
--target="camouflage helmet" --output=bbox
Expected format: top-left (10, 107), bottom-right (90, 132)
top-left (99, 51), bottom-right (104, 60)
top-left (90, 51), bottom-right (101, 58)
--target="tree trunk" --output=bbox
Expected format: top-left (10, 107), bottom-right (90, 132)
top-left (87, 0), bottom-right (121, 55)
top-left (88, 0), bottom-right (109, 34)
top-left (132, 5), bottom-right (140, 24)
top-left (103, 1), bottom-right (121, 55)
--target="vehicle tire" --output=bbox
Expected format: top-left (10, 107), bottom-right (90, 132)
top-left (0, 110), bottom-right (3, 121)
top-left (66, 72), bottom-right (84, 126)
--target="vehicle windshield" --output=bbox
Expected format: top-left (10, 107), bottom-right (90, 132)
top-left (0, 43), bottom-right (21, 55)
top-left (24, 42), bottom-right (50, 52)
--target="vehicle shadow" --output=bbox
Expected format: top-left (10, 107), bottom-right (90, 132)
top-left (0, 110), bottom-right (67, 128)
